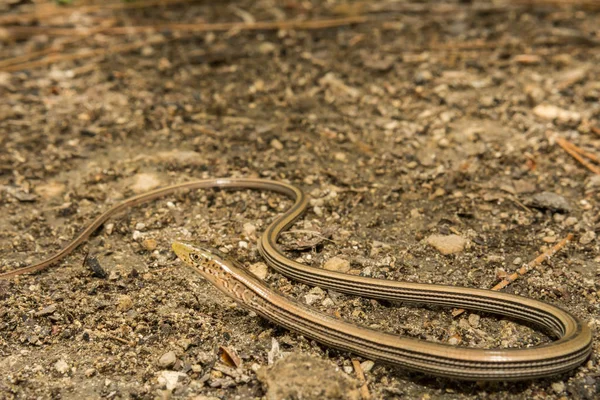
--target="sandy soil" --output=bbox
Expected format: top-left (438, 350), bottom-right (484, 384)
top-left (1, 1), bottom-right (599, 399)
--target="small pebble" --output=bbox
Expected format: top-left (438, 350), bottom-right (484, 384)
top-left (105, 223), bottom-right (115, 235)
top-left (117, 295), bottom-right (133, 312)
top-left (54, 359), bottom-right (69, 374)
top-left (131, 173), bottom-right (162, 193)
top-left (248, 262), bottom-right (268, 280)
top-left (132, 230), bottom-right (143, 240)
top-left (323, 257), bottom-right (350, 273)
top-left (360, 360), bottom-right (375, 373)
top-left (270, 139), bottom-right (284, 150)
top-left (512, 257), bottom-right (522, 265)
top-left (468, 314), bottom-right (481, 328)
top-left (551, 381), bottom-right (565, 394)
top-left (143, 239), bottom-right (157, 251)
top-left (304, 287), bottom-right (325, 305)
top-left (238, 240), bottom-right (248, 249)
top-left (135, 222), bottom-right (146, 231)
top-left (35, 304), bottom-right (57, 317)
top-left (157, 370), bottom-right (187, 391)
top-left (313, 206), bottom-right (323, 217)
top-left (528, 192), bottom-right (571, 213)
top-left (448, 334), bottom-right (462, 345)
top-left (580, 231), bottom-right (596, 245)
top-left (243, 222), bottom-right (256, 237)
top-left (84, 368), bottom-right (96, 377)
top-left (532, 104), bottom-right (581, 124)
top-left (426, 234), bottom-right (467, 255)
top-left (321, 298), bottom-right (334, 307)
top-left (158, 351), bottom-right (177, 368)
top-left (191, 364), bottom-right (202, 373)
top-left (563, 217), bottom-right (578, 227)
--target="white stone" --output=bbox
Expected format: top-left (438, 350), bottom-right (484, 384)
top-left (323, 257), bottom-right (350, 272)
top-left (426, 234), bottom-right (467, 255)
top-left (157, 370), bottom-right (187, 391)
top-left (248, 262), bottom-right (268, 280)
top-left (54, 359), bottom-right (69, 374)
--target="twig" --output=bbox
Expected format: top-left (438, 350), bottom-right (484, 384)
top-left (556, 138), bottom-right (600, 175)
top-left (558, 138), bottom-right (600, 163)
top-left (453, 234), bottom-right (574, 317)
top-left (0, 32), bottom-right (102, 69)
top-left (1, 37), bottom-right (167, 72)
top-left (0, 0), bottom-right (193, 25)
top-left (5, 16), bottom-right (369, 37)
top-left (509, 0), bottom-right (600, 9)
top-left (97, 331), bottom-right (135, 346)
top-left (351, 359), bottom-right (371, 400)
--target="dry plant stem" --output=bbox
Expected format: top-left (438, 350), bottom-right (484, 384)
top-left (509, 0), bottom-right (600, 8)
top-left (0, 0), bottom-right (193, 25)
top-left (556, 138), bottom-right (600, 175)
top-left (0, 33), bottom-right (101, 69)
top-left (6, 16), bottom-right (368, 38)
top-left (560, 139), bottom-right (600, 163)
top-left (453, 233), bottom-right (574, 317)
top-left (1, 38), bottom-right (167, 72)
top-left (351, 359), bottom-right (371, 400)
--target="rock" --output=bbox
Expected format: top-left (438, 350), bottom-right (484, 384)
top-left (155, 150), bottom-right (204, 166)
top-left (158, 351), bottom-right (177, 368)
top-left (532, 104), bottom-right (581, 124)
top-left (323, 257), bottom-right (350, 273)
top-left (360, 360), bottom-right (374, 373)
top-left (157, 370), bottom-right (187, 391)
top-left (243, 222), bottom-right (257, 237)
top-left (313, 206), bottom-right (323, 217)
top-left (468, 314), bottom-right (481, 328)
top-left (551, 381), bottom-right (565, 394)
top-left (258, 42), bottom-right (276, 54)
top-left (35, 304), bottom-right (57, 317)
top-left (512, 257), bottom-right (522, 265)
top-left (131, 173), bottom-right (162, 193)
top-left (270, 139), bottom-right (284, 150)
top-left (117, 295), bottom-right (133, 312)
top-left (527, 192), bottom-right (571, 213)
top-left (563, 217), bottom-right (578, 227)
top-left (579, 231), bottom-right (596, 245)
top-left (426, 234), bottom-right (467, 255)
top-left (36, 181), bottom-right (66, 199)
top-left (304, 287), bottom-right (325, 305)
top-left (143, 239), bottom-right (157, 251)
top-left (54, 359), bottom-right (69, 374)
top-left (322, 298), bottom-right (335, 307)
top-left (414, 70), bottom-right (433, 84)
top-left (256, 353), bottom-right (361, 400)
top-left (248, 262), bottom-right (268, 280)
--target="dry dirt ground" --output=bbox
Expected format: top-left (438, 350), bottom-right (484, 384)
top-left (1, 0), bottom-right (600, 399)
